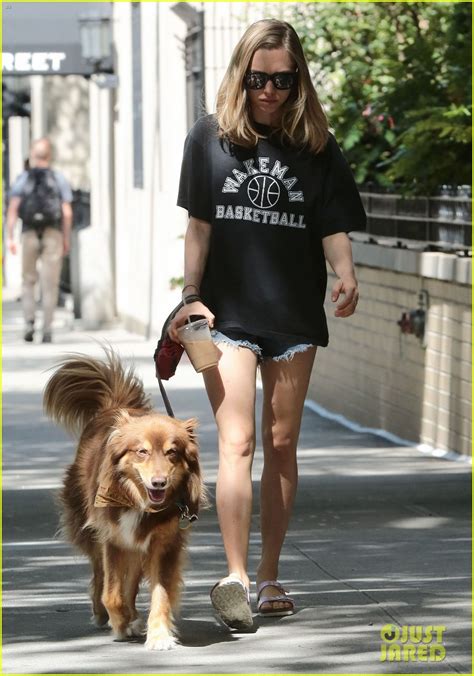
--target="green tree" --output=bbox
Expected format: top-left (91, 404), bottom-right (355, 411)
top-left (284, 2), bottom-right (471, 194)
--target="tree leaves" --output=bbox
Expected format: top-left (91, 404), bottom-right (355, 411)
top-left (285, 1), bottom-right (471, 195)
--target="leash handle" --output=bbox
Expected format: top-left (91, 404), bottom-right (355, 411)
top-left (154, 300), bottom-right (187, 418)
top-left (155, 295), bottom-right (203, 418)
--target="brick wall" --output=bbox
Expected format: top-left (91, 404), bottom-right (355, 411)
top-left (308, 256), bottom-right (471, 456)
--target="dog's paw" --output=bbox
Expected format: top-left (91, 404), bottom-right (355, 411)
top-left (145, 631), bottom-right (177, 651)
top-left (111, 617), bottom-right (146, 641)
top-left (91, 612), bottom-right (109, 628)
top-left (127, 617), bottom-right (146, 637)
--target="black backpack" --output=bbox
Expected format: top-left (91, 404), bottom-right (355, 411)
top-left (18, 168), bottom-right (62, 231)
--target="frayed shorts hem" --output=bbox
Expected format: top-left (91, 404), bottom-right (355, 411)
top-left (211, 330), bottom-right (314, 364)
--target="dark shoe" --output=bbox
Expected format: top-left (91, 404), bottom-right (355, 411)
top-left (24, 323), bottom-right (35, 342)
top-left (42, 331), bottom-right (52, 344)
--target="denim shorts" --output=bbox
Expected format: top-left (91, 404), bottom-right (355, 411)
top-left (211, 328), bottom-right (315, 363)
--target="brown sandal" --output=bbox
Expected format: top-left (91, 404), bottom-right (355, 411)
top-left (257, 580), bottom-right (295, 617)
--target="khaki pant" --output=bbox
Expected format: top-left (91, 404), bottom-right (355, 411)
top-left (21, 227), bottom-right (64, 332)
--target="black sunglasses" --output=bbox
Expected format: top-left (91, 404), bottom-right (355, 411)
top-left (244, 69), bottom-right (298, 90)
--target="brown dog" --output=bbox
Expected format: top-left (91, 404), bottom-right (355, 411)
top-left (44, 349), bottom-right (205, 650)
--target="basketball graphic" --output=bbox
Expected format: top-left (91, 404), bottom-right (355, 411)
top-left (247, 175), bottom-right (280, 209)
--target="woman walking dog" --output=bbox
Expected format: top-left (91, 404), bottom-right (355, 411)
top-left (169, 19), bottom-right (366, 630)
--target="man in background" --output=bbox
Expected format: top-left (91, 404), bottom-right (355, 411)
top-left (6, 138), bottom-right (73, 343)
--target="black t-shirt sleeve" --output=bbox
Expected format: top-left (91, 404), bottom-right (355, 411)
top-left (177, 124), bottom-right (212, 222)
top-left (319, 134), bottom-right (367, 237)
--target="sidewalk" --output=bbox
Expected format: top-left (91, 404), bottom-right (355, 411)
top-left (2, 293), bottom-right (471, 675)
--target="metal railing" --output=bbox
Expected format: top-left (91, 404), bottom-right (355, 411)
top-left (359, 187), bottom-right (471, 250)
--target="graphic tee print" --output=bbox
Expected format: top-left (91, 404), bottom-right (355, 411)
top-left (216, 154), bottom-right (306, 230)
top-left (177, 115), bottom-right (366, 346)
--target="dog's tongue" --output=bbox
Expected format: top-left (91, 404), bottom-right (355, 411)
top-left (147, 488), bottom-right (166, 504)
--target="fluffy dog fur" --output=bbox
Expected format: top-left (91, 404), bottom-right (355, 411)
top-left (44, 349), bottom-right (205, 650)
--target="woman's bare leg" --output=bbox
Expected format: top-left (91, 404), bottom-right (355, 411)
top-left (203, 343), bottom-right (258, 589)
top-left (257, 347), bottom-right (317, 610)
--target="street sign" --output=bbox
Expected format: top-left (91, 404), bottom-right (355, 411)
top-left (2, 2), bottom-right (112, 76)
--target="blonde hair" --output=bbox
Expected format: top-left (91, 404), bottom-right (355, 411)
top-left (216, 19), bottom-right (329, 154)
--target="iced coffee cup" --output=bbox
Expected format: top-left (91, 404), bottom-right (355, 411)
top-left (177, 318), bottom-right (219, 373)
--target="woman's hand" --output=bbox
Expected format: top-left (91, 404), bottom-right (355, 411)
top-left (322, 233), bottom-right (359, 317)
top-left (331, 276), bottom-right (359, 318)
top-left (168, 301), bottom-right (215, 343)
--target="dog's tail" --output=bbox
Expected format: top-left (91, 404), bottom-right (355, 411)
top-left (44, 348), bottom-right (151, 436)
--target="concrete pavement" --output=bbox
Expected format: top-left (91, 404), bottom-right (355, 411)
top-left (2, 292), bottom-right (472, 674)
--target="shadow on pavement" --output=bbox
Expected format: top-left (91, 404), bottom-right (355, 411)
top-left (2, 306), bottom-right (471, 673)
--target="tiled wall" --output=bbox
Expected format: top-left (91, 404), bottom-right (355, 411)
top-left (309, 262), bottom-right (471, 456)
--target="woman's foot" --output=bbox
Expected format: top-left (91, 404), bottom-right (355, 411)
top-left (256, 580), bottom-right (295, 616)
top-left (210, 573), bottom-right (253, 630)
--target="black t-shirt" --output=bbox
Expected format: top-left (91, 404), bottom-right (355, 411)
top-left (177, 114), bottom-right (366, 346)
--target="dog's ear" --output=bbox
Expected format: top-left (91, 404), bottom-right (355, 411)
top-left (183, 459), bottom-right (206, 519)
top-left (181, 417), bottom-right (199, 472)
top-left (183, 417), bottom-right (199, 443)
top-left (181, 418), bottom-right (206, 517)
top-left (106, 410), bottom-right (133, 457)
top-left (95, 413), bottom-right (141, 509)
